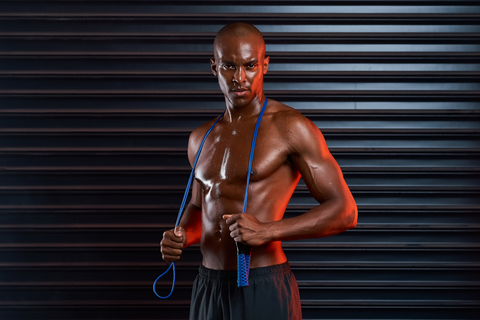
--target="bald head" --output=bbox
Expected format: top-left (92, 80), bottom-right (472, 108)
top-left (213, 22), bottom-right (265, 59)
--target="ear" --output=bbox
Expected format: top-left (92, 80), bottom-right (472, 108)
top-left (263, 56), bottom-right (270, 75)
top-left (210, 58), bottom-right (218, 77)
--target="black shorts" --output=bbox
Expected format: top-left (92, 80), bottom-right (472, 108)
top-left (189, 262), bottom-right (302, 320)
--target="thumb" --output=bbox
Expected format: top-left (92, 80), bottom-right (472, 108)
top-left (174, 226), bottom-right (183, 237)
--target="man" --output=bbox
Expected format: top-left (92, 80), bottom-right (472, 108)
top-left (160, 22), bottom-right (357, 320)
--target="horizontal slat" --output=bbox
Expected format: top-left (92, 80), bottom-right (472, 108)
top-left (1, 22), bottom-right (480, 33)
top-left (0, 226), bottom-right (478, 244)
top-left (1, 167), bottom-right (480, 173)
top-left (2, 71), bottom-right (480, 78)
top-left (1, 12), bottom-right (480, 20)
top-left (1, 134), bottom-right (478, 150)
top-left (3, 32), bottom-right (480, 38)
top-left (1, 300), bottom-right (476, 309)
top-left (0, 189), bottom-right (478, 206)
top-left (3, 147), bottom-right (477, 153)
top-left (2, 41), bottom-right (480, 54)
top-left (1, 111), bottom-right (478, 131)
top-left (7, 80), bottom-right (474, 91)
top-left (0, 208), bottom-right (477, 226)
top-left (2, 109), bottom-right (480, 114)
top-left (0, 248), bottom-right (478, 265)
top-left (1, 223), bottom-right (479, 230)
top-left (1, 173), bottom-right (479, 189)
top-left (1, 1), bottom-right (479, 8)
top-left (0, 299), bottom-right (478, 307)
top-left (2, 264), bottom-right (479, 282)
top-left (0, 287), bottom-right (478, 303)
top-left (2, 64), bottom-right (480, 74)
top-left (0, 306), bottom-right (477, 320)
top-left (1, 90), bottom-right (478, 99)
top-left (0, 242), bottom-right (478, 249)
top-left (3, 51), bottom-right (480, 57)
top-left (2, 280), bottom-right (479, 287)
top-left (1, 102), bottom-right (479, 111)
top-left (0, 149), bottom-right (480, 172)
top-left (0, 261), bottom-right (479, 268)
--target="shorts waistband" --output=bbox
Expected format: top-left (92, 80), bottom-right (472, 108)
top-left (198, 261), bottom-right (291, 281)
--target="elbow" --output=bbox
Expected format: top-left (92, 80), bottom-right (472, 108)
top-left (328, 198), bottom-right (358, 235)
top-left (346, 201), bottom-right (358, 230)
top-left (341, 198), bottom-right (357, 231)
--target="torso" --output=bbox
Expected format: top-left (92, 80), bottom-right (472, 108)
top-left (193, 99), bottom-right (302, 270)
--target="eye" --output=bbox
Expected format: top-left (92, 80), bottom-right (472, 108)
top-left (223, 64), bottom-right (234, 69)
top-left (247, 63), bottom-right (257, 69)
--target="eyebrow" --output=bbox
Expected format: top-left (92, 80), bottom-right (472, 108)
top-left (220, 59), bottom-right (259, 65)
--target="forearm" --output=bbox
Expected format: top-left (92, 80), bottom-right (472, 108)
top-left (266, 197), bottom-right (357, 242)
top-left (178, 203), bottom-right (202, 247)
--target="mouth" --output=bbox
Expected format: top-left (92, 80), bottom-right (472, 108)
top-left (231, 88), bottom-right (249, 96)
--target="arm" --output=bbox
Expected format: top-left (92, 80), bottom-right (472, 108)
top-left (224, 115), bottom-right (357, 245)
top-left (160, 178), bottom-right (203, 263)
top-left (178, 180), bottom-right (203, 247)
top-left (160, 129), bottom-right (205, 262)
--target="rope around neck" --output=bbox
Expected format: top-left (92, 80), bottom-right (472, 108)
top-left (153, 98), bottom-right (268, 297)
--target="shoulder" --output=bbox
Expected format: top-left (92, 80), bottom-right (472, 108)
top-left (189, 117), bottom-right (218, 147)
top-left (266, 99), bottom-right (325, 154)
top-left (187, 114), bottom-right (223, 164)
top-left (266, 99), bottom-right (316, 131)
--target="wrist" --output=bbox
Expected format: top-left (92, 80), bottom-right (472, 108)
top-left (264, 221), bottom-right (278, 243)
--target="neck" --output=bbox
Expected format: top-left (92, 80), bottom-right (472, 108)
top-left (223, 93), bottom-right (265, 123)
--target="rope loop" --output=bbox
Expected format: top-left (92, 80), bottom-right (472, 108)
top-left (153, 262), bottom-right (176, 299)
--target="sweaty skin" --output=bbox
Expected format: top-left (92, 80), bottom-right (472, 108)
top-left (160, 23), bottom-right (357, 270)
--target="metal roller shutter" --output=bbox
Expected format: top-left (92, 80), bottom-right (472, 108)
top-left (0, 1), bottom-right (479, 319)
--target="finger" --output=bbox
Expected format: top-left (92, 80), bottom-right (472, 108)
top-left (228, 222), bottom-right (238, 232)
top-left (161, 237), bottom-right (184, 249)
top-left (223, 213), bottom-right (241, 225)
top-left (160, 243), bottom-right (183, 261)
top-left (161, 246), bottom-right (183, 257)
top-left (164, 230), bottom-right (184, 244)
top-left (230, 229), bottom-right (239, 241)
top-left (162, 252), bottom-right (182, 263)
top-left (174, 226), bottom-right (184, 237)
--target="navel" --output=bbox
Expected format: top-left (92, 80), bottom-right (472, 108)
top-left (216, 219), bottom-right (223, 241)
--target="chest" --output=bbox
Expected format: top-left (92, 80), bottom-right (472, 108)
top-left (194, 123), bottom-right (288, 188)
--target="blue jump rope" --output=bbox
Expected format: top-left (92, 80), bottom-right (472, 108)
top-left (153, 98), bottom-right (268, 299)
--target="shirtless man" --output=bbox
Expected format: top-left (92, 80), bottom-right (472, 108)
top-left (160, 22), bottom-right (357, 320)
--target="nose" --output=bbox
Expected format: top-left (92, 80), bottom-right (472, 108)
top-left (233, 66), bottom-right (246, 84)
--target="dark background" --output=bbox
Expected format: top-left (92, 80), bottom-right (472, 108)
top-left (0, 1), bottom-right (479, 319)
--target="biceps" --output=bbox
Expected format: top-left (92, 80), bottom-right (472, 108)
top-left (296, 151), bottom-right (349, 202)
top-left (289, 124), bottom-right (349, 202)
top-left (287, 118), bottom-right (351, 203)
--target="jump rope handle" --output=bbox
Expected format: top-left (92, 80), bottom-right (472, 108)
top-left (236, 97), bottom-right (268, 287)
top-left (236, 242), bottom-right (252, 287)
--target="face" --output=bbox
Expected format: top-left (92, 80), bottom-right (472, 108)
top-left (210, 35), bottom-right (269, 108)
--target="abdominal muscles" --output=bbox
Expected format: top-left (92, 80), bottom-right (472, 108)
top-left (198, 173), bottom-right (295, 270)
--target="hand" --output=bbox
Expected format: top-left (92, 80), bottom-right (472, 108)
top-left (160, 226), bottom-right (186, 263)
top-left (223, 213), bottom-right (271, 247)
